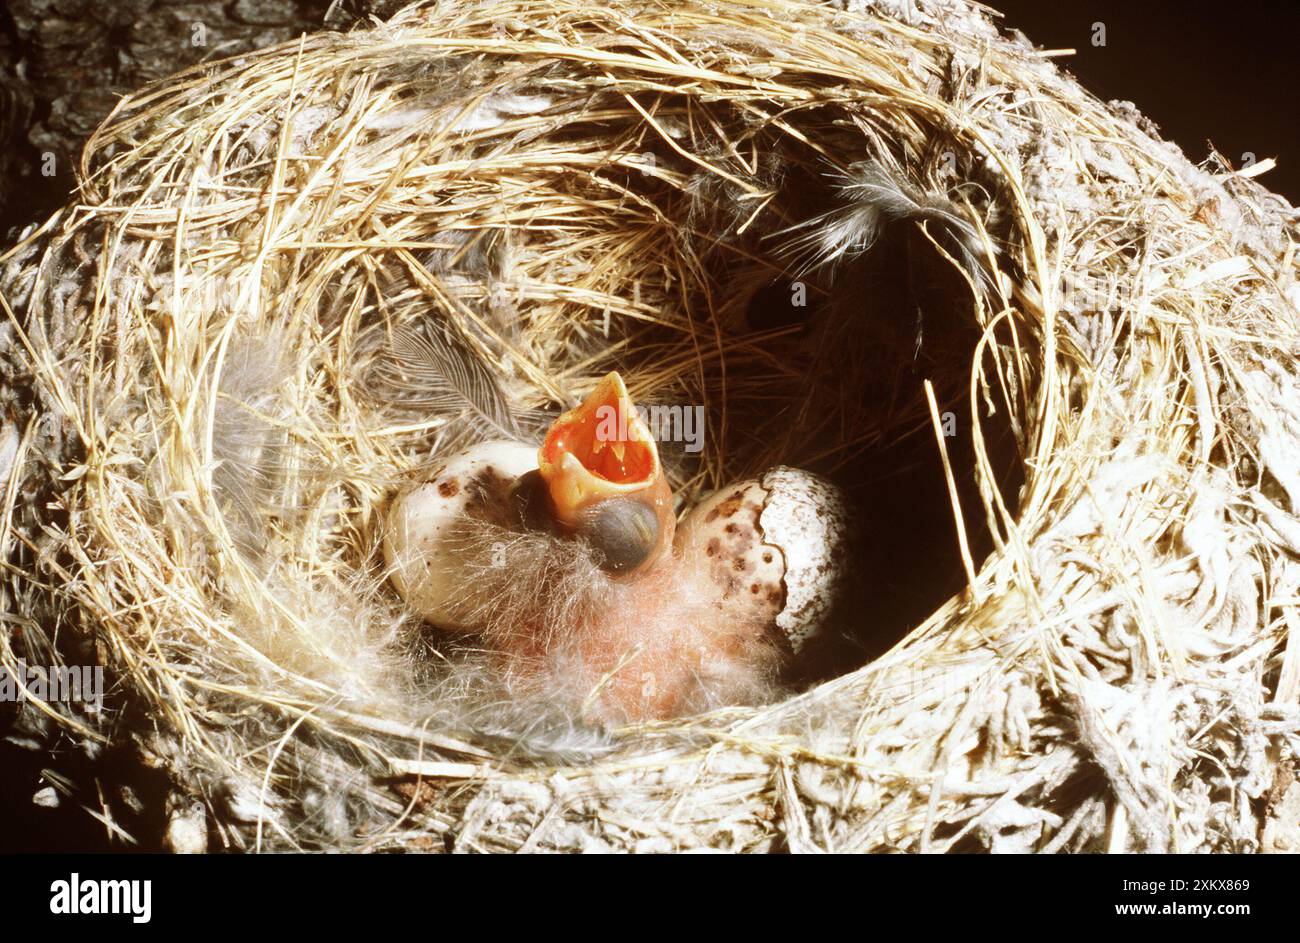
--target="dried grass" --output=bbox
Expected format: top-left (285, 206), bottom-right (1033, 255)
top-left (1, 0), bottom-right (1299, 852)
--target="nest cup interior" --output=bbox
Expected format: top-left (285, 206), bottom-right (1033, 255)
top-left (740, 216), bottom-right (1025, 665)
top-left (353, 67), bottom-right (1028, 676)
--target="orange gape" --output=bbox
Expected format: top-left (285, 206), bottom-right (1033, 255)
top-left (540, 383), bottom-right (655, 484)
top-left (537, 372), bottom-right (675, 578)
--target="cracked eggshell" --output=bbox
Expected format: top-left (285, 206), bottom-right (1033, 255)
top-left (383, 440), bottom-right (537, 630)
top-left (675, 467), bottom-right (851, 654)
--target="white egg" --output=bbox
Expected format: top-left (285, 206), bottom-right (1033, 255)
top-left (675, 466), bottom-right (851, 654)
top-left (383, 440), bottom-right (537, 629)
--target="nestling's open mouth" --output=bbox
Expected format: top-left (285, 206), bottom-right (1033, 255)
top-left (538, 372), bottom-right (663, 525)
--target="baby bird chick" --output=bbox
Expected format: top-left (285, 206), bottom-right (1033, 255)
top-left (384, 373), bottom-right (851, 724)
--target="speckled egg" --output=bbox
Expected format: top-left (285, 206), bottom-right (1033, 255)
top-left (383, 440), bottom-right (537, 630)
top-left (674, 466), bottom-right (852, 654)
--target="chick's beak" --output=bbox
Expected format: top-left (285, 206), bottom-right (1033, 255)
top-left (538, 372), bottom-right (675, 574)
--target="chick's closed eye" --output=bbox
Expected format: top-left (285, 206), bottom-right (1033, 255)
top-left (575, 497), bottom-right (660, 573)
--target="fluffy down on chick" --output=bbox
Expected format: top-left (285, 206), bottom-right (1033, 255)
top-left (384, 372), bottom-right (852, 724)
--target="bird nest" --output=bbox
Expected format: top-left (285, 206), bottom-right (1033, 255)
top-left (2, 0), bottom-right (1299, 853)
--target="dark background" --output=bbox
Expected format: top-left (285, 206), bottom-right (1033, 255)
top-left (994, 0), bottom-right (1300, 203)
